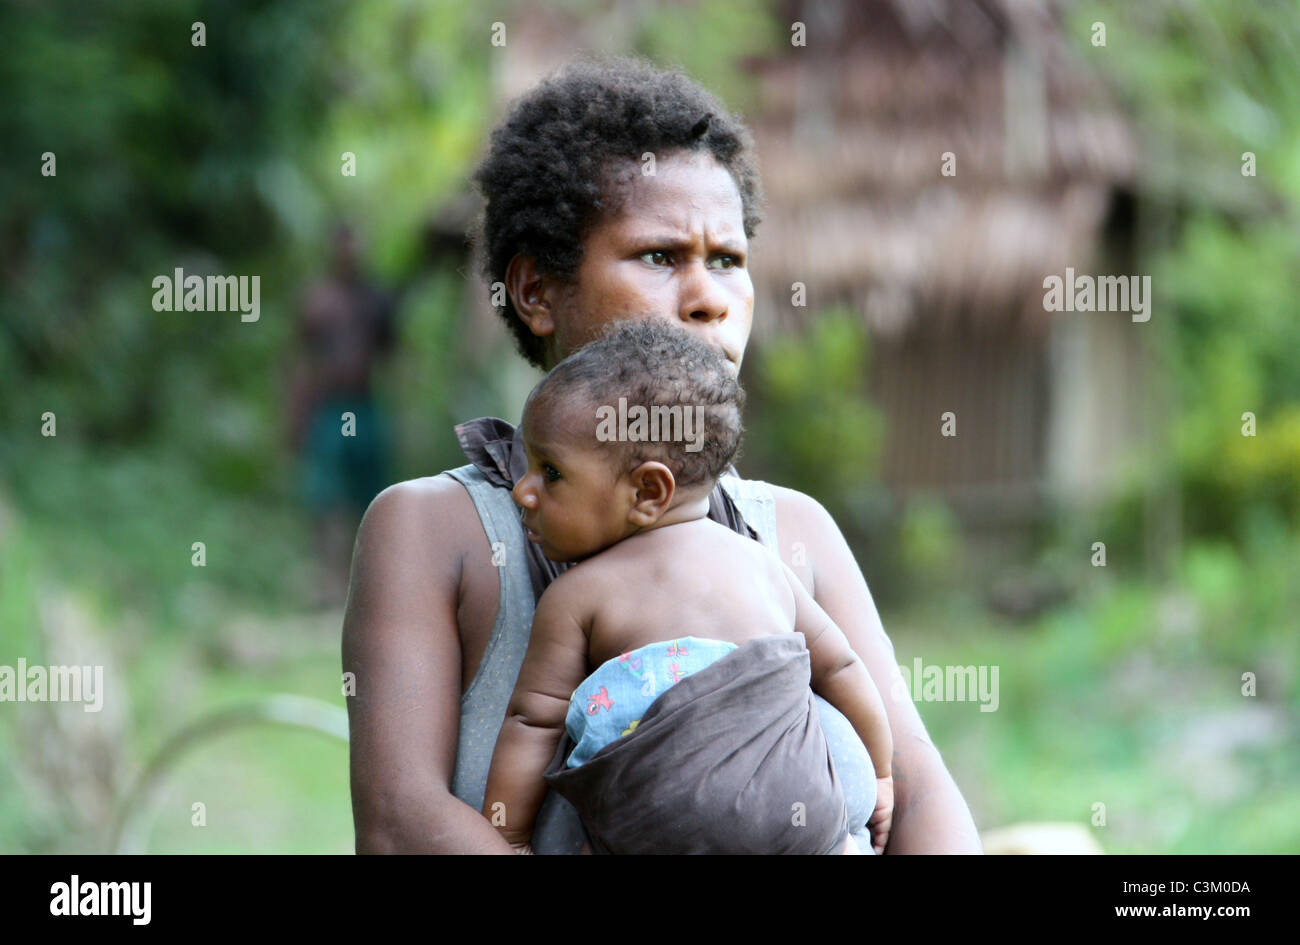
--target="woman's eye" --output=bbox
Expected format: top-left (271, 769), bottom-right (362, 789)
top-left (543, 463), bottom-right (561, 482)
top-left (639, 250), bottom-right (671, 266)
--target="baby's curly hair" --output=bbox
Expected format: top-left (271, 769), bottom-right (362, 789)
top-left (472, 55), bottom-right (764, 368)
top-left (527, 321), bottom-right (745, 490)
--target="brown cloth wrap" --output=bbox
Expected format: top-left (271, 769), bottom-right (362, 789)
top-left (542, 633), bottom-right (851, 855)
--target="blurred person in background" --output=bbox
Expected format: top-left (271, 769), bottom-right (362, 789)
top-left (287, 223), bottom-right (397, 608)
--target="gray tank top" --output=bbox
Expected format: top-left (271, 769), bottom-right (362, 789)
top-left (443, 463), bottom-right (878, 853)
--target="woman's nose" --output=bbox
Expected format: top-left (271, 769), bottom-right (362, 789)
top-left (678, 262), bottom-right (729, 324)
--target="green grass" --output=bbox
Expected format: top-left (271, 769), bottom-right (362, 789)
top-left (0, 445), bottom-right (353, 854)
top-left (887, 585), bottom-right (1300, 854)
top-left (116, 635), bottom-right (352, 854)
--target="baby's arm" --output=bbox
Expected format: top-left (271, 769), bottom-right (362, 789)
top-left (782, 561), bottom-right (893, 779)
top-left (481, 580), bottom-right (590, 852)
top-left (781, 561), bottom-right (895, 852)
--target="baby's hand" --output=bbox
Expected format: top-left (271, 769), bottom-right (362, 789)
top-left (868, 776), bottom-right (894, 855)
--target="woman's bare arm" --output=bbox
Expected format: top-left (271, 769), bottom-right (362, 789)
top-left (342, 476), bottom-right (514, 854)
top-left (770, 485), bottom-right (983, 854)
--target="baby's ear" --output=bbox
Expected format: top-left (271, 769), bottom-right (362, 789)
top-left (626, 461), bottom-right (675, 526)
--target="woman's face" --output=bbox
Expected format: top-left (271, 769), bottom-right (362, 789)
top-left (532, 149), bottom-right (755, 373)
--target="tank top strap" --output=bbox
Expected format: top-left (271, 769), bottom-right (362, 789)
top-left (440, 463), bottom-right (587, 853)
top-left (719, 472), bottom-right (780, 552)
top-left (442, 464), bottom-right (535, 708)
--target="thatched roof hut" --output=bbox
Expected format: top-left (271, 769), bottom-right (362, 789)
top-left (744, 0), bottom-right (1146, 524)
top-left (746, 0), bottom-right (1138, 342)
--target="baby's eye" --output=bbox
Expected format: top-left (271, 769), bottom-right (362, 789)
top-left (543, 463), bottom-right (561, 482)
top-left (639, 250), bottom-right (671, 266)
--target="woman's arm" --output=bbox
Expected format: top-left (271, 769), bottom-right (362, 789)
top-left (770, 485), bottom-right (983, 854)
top-left (342, 476), bottom-right (514, 854)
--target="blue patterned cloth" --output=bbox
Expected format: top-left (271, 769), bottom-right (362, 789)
top-left (564, 637), bottom-right (739, 769)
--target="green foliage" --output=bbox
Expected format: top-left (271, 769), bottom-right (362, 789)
top-left (4, 438), bottom-right (313, 630)
top-left (897, 528), bottom-right (1300, 853)
top-left (1, 0), bottom-right (346, 488)
top-left (0, 513), bottom-right (44, 665)
top-left (0, 0), bottom-right (495, 616)
top-left (635, 0), bottom-right (783, 110)
top-left (742, 308), bottom-right (884, 513)
top-left (897, 495), bottom-right (963, 576)
top-left (320, 0), bottom-right (493, 275)
top-left (1156, 212), bottom-right (1300, 539)
top-left (1073, 1), bottom-right (1300, 548)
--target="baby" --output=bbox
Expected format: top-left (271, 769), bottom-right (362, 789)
top-left (481, 320), bottom-right (894, 855)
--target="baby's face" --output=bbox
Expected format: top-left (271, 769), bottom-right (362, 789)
top-left (511, 396), bottom-right (631, 563)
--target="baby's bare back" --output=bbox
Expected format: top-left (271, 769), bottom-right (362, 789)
top-left (570, 518), bottom-right (798, 668)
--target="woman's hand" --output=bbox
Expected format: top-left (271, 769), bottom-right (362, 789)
top-left (869, 775), bottom-right (894, 855)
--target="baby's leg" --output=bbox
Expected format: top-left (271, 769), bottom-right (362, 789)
top-left (841, 834), bottom-right (864, 855)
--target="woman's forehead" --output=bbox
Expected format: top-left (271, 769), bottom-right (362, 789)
top-left (597, 152), bottom-right (745, 241)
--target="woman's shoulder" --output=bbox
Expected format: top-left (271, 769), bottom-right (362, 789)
top-left (723, 475), bottom-right (847, 592)
top-left (369, 471), bottom-right (477, 513)
top-left (721, 472), bottom-right (824, 510)
top-left (356, 472), bottom-right (485, 559)
top-left (763, 481), bottom-right (833, 521)
top-left (721, 473), bottom-right (837, 547)
top-left (764, 482), bottom-right (848, 566)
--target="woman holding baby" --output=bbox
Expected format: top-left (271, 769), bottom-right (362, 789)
top-left (342, 57), bottom-right (981, 854)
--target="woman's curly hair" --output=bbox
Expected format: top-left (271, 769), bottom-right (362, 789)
top-left (471, 55), bottom-right (764, 368)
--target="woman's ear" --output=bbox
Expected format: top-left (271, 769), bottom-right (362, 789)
top-left (626, 462), bottom-right (675, 527)
top-left (505, 253), bottom-right (556, 340)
